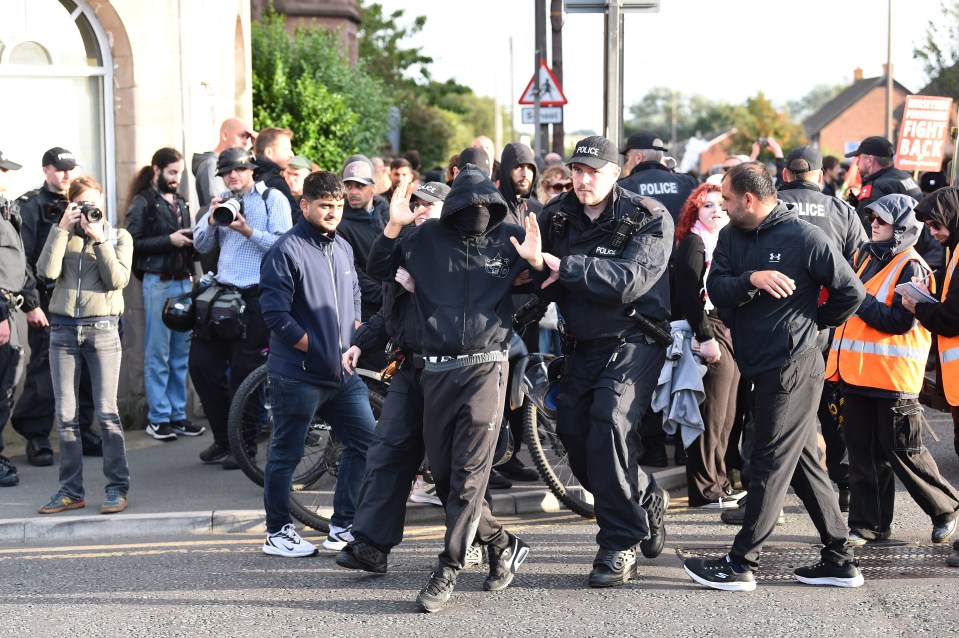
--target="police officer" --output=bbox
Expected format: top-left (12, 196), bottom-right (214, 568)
top-left (617, 130), bottom-right (697, 222)
top-left (12, 147), bottom-right (99, 466)
top-left (0, 150), bottom-right (33, 486)
top-left (518, 135), bottom-right (671, 587)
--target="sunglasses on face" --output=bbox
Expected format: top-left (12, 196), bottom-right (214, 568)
top-left (550, 182), bottom-right (573, 193)
top-left (866, 213), bottom-right (889, 226)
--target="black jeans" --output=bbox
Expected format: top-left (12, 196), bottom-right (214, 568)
top-left (731, 350), bottom-right (852, 570)
top-left (844, 393), bottom-right (959, 539)
top-left (189, 287), bottom-right (269, 447)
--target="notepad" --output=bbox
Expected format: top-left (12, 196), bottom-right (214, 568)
top-left (894, 282), bottom-right (939, 304)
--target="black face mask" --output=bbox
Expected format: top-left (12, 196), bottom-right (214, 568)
top-left (453, 204), bottom-right (491, 236)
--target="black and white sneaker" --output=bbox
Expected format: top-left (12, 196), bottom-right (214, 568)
top-left (484, 532), bottom-right (530, 591)
top-left (170, 419), bottom-right (206, 437)
top-left (589, 546), bottom-right (638, 587)
top-left (417, 565), bottom-right (458, 613)
top-left (794, 559), bottom-right (864, 588)
top-left (463, 541), bottom-right (487, 569)
top-left (262, 523), bottom-right (318, 557)
top-left (640, 486), bottom-right (669, 558)
top-left (323, 525), bottom-right (354, 551)
top-left (683, 555), bottom-right (757, 592)
top-left (146, 423), bottom-right (177, 441)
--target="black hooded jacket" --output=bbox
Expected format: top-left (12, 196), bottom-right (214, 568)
top-left (367, 165), bottom-right (529, 355)
top-left (914, 187), bottom-right (959, 338)
top-left (706, 202), bottom-right (865, 378)
top-left (777, 180), bottom-right (867, 260)
top-left (337, 195), bottom-right (391, 321)
top-left (497, 143), bottom-right (543, 224)
top-left (254, 156), bottom-right (299, 220)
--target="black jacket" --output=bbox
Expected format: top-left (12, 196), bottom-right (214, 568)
top-left (671, 233), bottom-right (715, 343)
top-left (914, 187), bottom-right (959, 338)
top-left (367, 165), bottom-right (528, 355)
top-left (16, 184), bottom-right (68, 311)
top-left (856, 165), bottom-right (922, 214)
top-left (617, 161), bottom-right (698, 222)
top-left (536, 184), bottom-right (673, 341)
top-left (706, 202), bottom-right (865, 378)
top-left (254, 156), bottom-right (299, 221)
top-left (125, 187), bottom-right (194, 279)
top-left (497, 143), bottom-right (543, 224)
top-left (777, 180), bottom-right (867, 260)
top-left (337, 195), bottom-right (390, 321)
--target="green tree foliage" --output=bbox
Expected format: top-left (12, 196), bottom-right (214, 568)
top-left (251, 10), bottom-right (392, 171)
top-left (785, 84), bottom-right (846, 124)
top-left (914, 0), bottom-right (959, 97)
top-left (625, 88), bottom-right (736, 142)
top-left (728, 93), bottom-right (805, 159)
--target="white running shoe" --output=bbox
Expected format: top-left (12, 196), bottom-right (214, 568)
top-left (323, 525), bottom-right (354, 551)
top-left (410, 481), bottom-right (443, 506)
top-left (262, 523), bottom-right (318, 557)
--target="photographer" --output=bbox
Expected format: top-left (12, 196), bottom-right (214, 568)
top-left (35, 176), bottom-right (134, 515)
top-left (190, 147), bottom-right (292, 468)
top-left (13, 147), bottom-right (100, 467)
top-left (126, 147), bottom-right (203, 442)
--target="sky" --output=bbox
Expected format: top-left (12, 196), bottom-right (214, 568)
top-left (373, 0), bottom-right (951, 138)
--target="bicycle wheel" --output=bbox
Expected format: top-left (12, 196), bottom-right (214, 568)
top-left (226, 364), bottom-right (327, 488)
top-left (289, 380), bottom-right (386, 533)
top-left (523, 401), bottom-right (595, 518)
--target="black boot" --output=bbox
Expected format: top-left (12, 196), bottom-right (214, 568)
top-left (417, 564), bottom-right (458, 613)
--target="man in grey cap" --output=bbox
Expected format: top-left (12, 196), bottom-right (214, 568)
top-left (336, 156), bottom-right (391, 328)
top-left (12, 147), bottom-right (101, 467)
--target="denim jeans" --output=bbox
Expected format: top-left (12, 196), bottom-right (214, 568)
top-left (49, 321), bottom-right (129, 499)
top-left (141, 273), bottom-right (192, 423)
top-left (262, 371), bottom-right (375, 533)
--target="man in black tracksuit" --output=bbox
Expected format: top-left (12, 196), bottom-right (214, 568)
top-left (524, 135), bottom-right (672, 588)
top-left (683, 162), bottom-right (866, 592)
top-left (367, 165), bottom-right (538, 613)
top-left (777, 146), bottom-right (867, 512)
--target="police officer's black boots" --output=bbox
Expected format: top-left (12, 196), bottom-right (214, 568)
top-left (589, 546), bottom-right (638, 587)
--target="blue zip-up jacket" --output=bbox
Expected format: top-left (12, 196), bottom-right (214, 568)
top-left (260, 216), bottom-right (361, 387)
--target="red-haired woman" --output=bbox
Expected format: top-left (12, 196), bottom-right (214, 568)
top-left (673, 183), bottom-right (744, 508)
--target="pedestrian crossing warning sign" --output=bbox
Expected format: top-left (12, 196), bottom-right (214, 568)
top-left (518, 61), bottom-right (568, 106)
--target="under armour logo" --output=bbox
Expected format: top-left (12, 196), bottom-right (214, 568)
top-left (769, 253), bottom-right (781, 262)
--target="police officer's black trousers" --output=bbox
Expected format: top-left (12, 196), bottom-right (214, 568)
top-left (422, 360), bottom-right (507, 569)
top-left (351, 365), bottom-right (426, 552)
top-left (555, 339), bottom-right (663, 550)
top-left (843, 394), bottom-right (959, 539)
top-left (731, 350), bottom-right (852, 570)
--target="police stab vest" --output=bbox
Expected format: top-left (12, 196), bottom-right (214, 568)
top-left (826, 248), bottom-right (932, 394)
top-left (938, 249), bottom-right (959, 406)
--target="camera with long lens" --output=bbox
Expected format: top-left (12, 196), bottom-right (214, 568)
top-left (77, 201), bottom-right (103, 223)
top-left (212, 197), bottom-right (242, 226)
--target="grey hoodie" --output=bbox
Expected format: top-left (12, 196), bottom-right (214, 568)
top-left (191, 151), bottom-right (223, 208)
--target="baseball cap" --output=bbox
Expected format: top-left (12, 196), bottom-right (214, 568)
top-left (216, 147), bottom-right (258, 175)
top-left (845, 136), bottom-right (895, 158)
top-left (41, 147), bottom-right (77, 170)
top-left (0, 150), bottom-right (22, 171)
top-left (619, 130), bottom-right (668, 154)
top-left (457, 147), bottom-right (491, 176)
top-left (568, 135), bottom-right (618, 169)
top-left (288, 155), bottom-right (312, 171)
top-left (342, 160), bottom-right (374, 185)
top-left (412, 181), bottom-right (451, 203)
top-left (786, 146), bottom-right (823, 173)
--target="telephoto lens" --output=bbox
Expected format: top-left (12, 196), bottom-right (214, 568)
top-left (212, 198), bottom-right (242, 226)
top-left (77, 201), bottom-right (103, 223)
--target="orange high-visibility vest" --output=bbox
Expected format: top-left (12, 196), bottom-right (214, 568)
top-left (826, 248), bottom-right (933, 394)
top-left (939, 249), bottom-right (959, 405)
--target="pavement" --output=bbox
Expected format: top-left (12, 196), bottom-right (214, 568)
top-left (0, 420), bottom-right (687, 543)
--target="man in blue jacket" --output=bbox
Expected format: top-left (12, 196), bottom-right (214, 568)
top-left (258, 171), bottom-right (376, 558)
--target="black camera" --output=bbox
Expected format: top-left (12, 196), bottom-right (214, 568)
top-left (549, 211), bottom-right (569, 238)
top-left (76, 201), bottom-right (103, 223)
top-left (212, 197), bottom-right (242, 226)
top-left (758, 137), bottom-right (769, 147)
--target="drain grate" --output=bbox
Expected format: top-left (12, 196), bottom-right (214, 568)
top-left (675, 544), bottom-right (957, 580)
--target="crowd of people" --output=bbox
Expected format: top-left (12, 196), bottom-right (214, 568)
top-left (0, 120), bottom-right (958, 611)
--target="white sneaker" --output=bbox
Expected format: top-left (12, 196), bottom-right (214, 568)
top-left (262, 523), bottom-right (318, 557)
top-left (323, 525), bottom-right (354, 551)
top-left (410, 481), bottom-right (443, 506)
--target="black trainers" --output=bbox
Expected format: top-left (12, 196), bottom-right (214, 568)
top-left (496, 458), bottom-right (540, 482)
top-left (794, 559), bottom-right (864, 588)
top-left (26, 438), bottom-right (53, 466)
top-left (484, 532), bottom-right (530, 591)
top-left (640, 486), bottom-right (668, 558)
top-left (146, 423), bottom-right (178, 441)
top-left (0, 456), bottom-right (18, 487)
top-left (487, 471), bottom-right (513, 490)
top-left (416, 564), bottom-right (458, 613)
top-left (170, 419), bottom-right (206, 437)
top-left (683, 555), bottom-right (756, 592)
top-left (222, 453), bottom-right (241, 470)
top-left (589, 546), bottom-right (638, 587)
top-left (199, 442), bottom-right (229, 464)
top-left (335, 541), bottom-right (388, 574)
top-left (932, 517), bottom-right (957, 543)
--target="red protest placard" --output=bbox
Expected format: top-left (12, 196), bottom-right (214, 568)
top-left (896, 95), bottom-right (954, 172)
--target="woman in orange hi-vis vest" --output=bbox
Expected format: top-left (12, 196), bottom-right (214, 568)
top-left (827, 194), bottom-right (959, 551)
top-left (904, 186), bottom-right (959, 567)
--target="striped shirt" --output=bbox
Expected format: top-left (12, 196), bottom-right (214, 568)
top-left (193, 182), bottom-right (293, 289)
